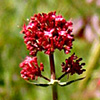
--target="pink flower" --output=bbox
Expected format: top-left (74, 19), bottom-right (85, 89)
top-left (19, 56), bottom-right (44, 80)
top-left (20, 11), bottom-right (74, 56)
top-left (61, 53), bottom-right (85, 75)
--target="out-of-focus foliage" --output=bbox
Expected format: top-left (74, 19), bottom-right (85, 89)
top-left (0, 0), bottom-right (100, 100)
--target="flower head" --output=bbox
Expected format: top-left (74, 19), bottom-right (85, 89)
top-left (21, 11), bottom-right (74, 55)
top-left (19, 56), bottom-right (44, 80)
top-left (61, 53), bottom-right (85, 75)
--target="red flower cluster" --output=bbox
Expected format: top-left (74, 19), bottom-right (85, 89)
top-left (19, 56), bottom-right (44, 80)
top-left (61, 53), bottom-right (85, 75)
top-left (21, 11), bottom-right (74, 55)
top-left (20, 11), bottom-right (85, 81)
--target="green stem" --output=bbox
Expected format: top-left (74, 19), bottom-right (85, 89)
top-left (52, 84), bottom-right (58, 100)
top-left (49, 53), bottom-right (58, 100)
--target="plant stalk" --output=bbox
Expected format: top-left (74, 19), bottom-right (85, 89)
top-left (49, 53), bottom-right (58, 100)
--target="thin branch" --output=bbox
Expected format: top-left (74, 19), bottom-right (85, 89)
top-left (25, 80), bottom-right (50, 87)
top-left (58, 72), bottom-right (68, 80)
top-left (41, 75), bottom-right (50, 82)
top-left (59, 77), bottom-right (85, 86)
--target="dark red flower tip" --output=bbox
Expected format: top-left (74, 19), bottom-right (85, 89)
top-left (20, 11), bottom-right (74, 56)
top-left (61, 53), bottom-right (86, 75)
top-left (19, 56), bottom-right (44, 80)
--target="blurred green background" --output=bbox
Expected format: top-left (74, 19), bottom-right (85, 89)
top-left (0, 0), bottom-right (100, 100)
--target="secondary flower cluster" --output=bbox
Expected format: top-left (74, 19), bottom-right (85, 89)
top-left (21, 11), bottom-right (74, 56)
top-left (61, 53), bottom-right (85, 75)
top-left (20, 56), bottom-right (44, 80)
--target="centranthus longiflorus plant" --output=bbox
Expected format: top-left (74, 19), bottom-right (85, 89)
top-left (19, 11), bottom-right (86, 100)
